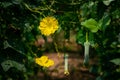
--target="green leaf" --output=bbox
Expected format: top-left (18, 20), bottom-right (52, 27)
top-left (1, 2), bottom-right (12, 8)
top-left (12, 0), bottom-right (22, 4)
top-left (1, 60), bottom-right (26, 72)
top-left (3, 41), bottom-right (11, 49)
top-left (98, 15), bottom-right (111, 32)
top-left (76, 30), bottom-right (85, 45)
top-left (89, 32), bottom-right (95, 46)
top-left (103, 0), bottom-right (114, 6)
top-left (76, 30), bottom-right (95, 45)
top-left (96, 76), bottom-right (103, 80)
top-left (110, 58), bottom-right (120, 65)
top-left (81, 18), bottom-right (99, 33)
top-left (3, 40), bottom-right (25, 55)
top-left (112, 9), bottom-right (120, 19)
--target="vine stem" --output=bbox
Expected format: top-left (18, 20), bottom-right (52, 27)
top-left (86, 32), bottom-right (88, 42)
top-left (54, 42), bottom-right (61, 58)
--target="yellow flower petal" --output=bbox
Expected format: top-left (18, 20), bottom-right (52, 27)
top-left (39, 16), bottom-right (59, 36)
top-left (44, 59), bottom-right (54, 67)
top-left (35, 56), bottom-right (54, 67)
top-left (39, 56), bottom-right (48, 63)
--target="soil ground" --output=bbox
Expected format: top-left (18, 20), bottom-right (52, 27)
top-left (32, 34), bottom-right (99, 80)
top-left (30, 52), bottom-right (98, 80)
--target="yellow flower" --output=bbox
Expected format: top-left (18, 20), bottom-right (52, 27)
top-left (39, 16), bottom-right (59, 36)
top-left (35, 56), bottom-right (54, 67)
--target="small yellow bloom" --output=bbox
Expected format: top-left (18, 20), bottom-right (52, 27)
top-left (35, 56), bottom-right (54, 67)
top-left (39, 16), bottom-right (59, 36)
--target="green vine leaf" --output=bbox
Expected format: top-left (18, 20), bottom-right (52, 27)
top-left (81, 18), bottom-right (99, 33)
top-left (3, 40), bottom-right (25, 55)
top-left (76, 30), bottom-right (95, 46)
top-left (1, 60), bottom-right (26, 72)
top-left (1, 2), bottom-right (12, 8)
top-left (76, 30), bottom-right (85, 45)
top-left (110, 58), bottom-right (120, 65)
top-left (98, 15), bottom-right (111, 32)
top-left (103, 0), bottom-right (114, 6)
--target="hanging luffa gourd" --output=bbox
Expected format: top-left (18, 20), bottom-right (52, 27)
top-left (64, 54), bottom-right (69, 75)
top-left (83, 32), bottom-right (90, 65)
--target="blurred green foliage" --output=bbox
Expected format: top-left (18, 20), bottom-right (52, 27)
top-left (0, 0), bottom-right (120, 80)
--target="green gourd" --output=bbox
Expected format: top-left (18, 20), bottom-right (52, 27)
top-left (83, 32), bottom-right (90, 65)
